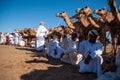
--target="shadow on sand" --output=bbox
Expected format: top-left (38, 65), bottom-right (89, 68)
top-left (20, 54), bottom-right (97, 80)
top-left (16, 47), bottom-right (35, 52)
top-left (17, 47), bottom-right (97, 80)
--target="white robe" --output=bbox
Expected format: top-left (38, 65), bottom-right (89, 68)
top-left (78, 40), bottom-right (103, 77)
top-left (3, 33), bottom-right (6, 44)
top-left (61, 40), bottom-right (82, 65)
top-left (18, 36), bottom-right (25, 47)
top-left (50, 39), bottom-right (63, 59)
top-left (35, 25), bottom-right (48, 51)
top-left (9, 34), bottom-right (14, 45)
top-left (0, 33), bottom-right (4, 44)
top-left (14, 32), bottom-right (19, 45)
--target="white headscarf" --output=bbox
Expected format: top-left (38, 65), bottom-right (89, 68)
top-left (88, 30), bottom-right (99, 36)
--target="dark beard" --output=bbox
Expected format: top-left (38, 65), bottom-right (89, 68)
top-left (89, 39), bottom-right (96, 44)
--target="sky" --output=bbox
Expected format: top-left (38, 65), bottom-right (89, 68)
top-left (0, 0), bottom-right (120, 32)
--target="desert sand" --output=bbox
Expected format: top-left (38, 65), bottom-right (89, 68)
top-left (0, 45), bottom-right (97, 80)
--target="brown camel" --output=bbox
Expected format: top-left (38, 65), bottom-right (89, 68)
top-left (27, 28), bottom-right (37, 44)
top-left (71, 6), bottom-right (101, 40)
top-left (47, 25), bottom-right (73, 42)
top-left (94, 7), bottom-right (119, 55)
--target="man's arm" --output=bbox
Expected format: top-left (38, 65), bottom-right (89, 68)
top-left (90, 43), bottom-right (102, 59)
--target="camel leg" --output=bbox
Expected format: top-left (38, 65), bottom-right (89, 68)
top-left (111, 32), bottom-right (117, 56)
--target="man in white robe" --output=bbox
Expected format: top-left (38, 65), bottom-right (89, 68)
top-left (9, 33), bottom-right (14, 46)
top-left (14, 32), bottom-right (19, 46)
top-left (61, 32), bottom-right (82, 65)
top-left (3, 33), bottom-right (6, 44)
top-left (0, 32), bottom-right (4, 44)
top-left (78, 30), bottom-right (103, 77)
top-left (35, 22), bottom-right (48, 51)
top-left (18, 36), bottom-right (25, 47)
top-left (49, 34), bottom-right (63, 59)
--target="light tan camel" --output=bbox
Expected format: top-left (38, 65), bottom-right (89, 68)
top-left (56, 11), bottom-right (86, 39)
top-left (56, 11), bottom-right (75, 29)
top-left (56, 11), bottom-right (88, 40)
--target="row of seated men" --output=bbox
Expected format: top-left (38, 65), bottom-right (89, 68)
top-left (36, 29), bottom-right (103, 77)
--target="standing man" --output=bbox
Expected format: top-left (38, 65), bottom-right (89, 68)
top-left (78, 30), bottom-right (103, 77)
top-left (35, 21), bottom-right (48, 51)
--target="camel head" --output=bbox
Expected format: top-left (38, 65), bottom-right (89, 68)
top-left (93, 8), bottom-right (107, 16)
top-left (15, 28), bottom-right (20, 33)
top-left (56, 11), bottom-right (67, 18)
top-left (47, 28), bottom-right (55, 36)
top-left (64, 27), bottom-right (73, 35)
top-left (71, 8), bottom-right (83, 19)
top-left (80, 6), bottom-right (92, 16)
top-left (33, 27), bottom-right (37, 33)
top-left (54, 26), bottom-right (64, 32)
top-left (76, 8), bottom-right (81, 13)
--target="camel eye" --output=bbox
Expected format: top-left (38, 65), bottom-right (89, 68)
top-left (81, 8), bottom-right (84, 10)
top-left (98, 9), bottom-right (101, 11)
top-left (102, 8), bottom-right (105, 10)
top-left (85, 6), bottom-right (88, 8)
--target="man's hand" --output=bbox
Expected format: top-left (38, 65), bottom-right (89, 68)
top-left (84, 55), bottom-right (91, 64)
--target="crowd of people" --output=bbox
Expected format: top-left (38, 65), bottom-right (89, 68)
top-left (0, 21), bottom-right (120, 79)
top-left (0, 30), bottom-right (25, 46)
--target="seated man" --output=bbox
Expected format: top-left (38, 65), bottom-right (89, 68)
top-left (78, 30), bottom-right (103, 77)
top-left (61, 32), bottom-right (82, 65)
top-left (45, 32), bottom-right (63, 59)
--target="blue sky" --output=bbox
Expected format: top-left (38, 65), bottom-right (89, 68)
top-left (0, 0), bottom-right (120, 32)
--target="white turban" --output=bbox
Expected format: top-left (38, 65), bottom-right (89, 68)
top-left (88, 30), bottom-right (99, 36)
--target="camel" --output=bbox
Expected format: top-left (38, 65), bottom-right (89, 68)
top-left (27, 28), bottom-right (37, 45)
top-left (71, 6), bottom-right (103, 41)
top-left (94, 7), bottom-right (119, 55)
top-left (107, 0), bottom-right (120, 54)
top-left (56, 11), bottom-right (87, 40)
top-left (56, 11), bottom-right (75, 29)
top-left (56, 11), bottom-right (85, 40)
top-left (47, 25), bottom-right (73, 42)
top-left (77, 6), bottom-right (111, 53)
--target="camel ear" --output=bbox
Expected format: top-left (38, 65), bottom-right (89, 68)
top-left (76, 8), bottom-right (81, 13)
top-left (63, 11), bottom-right (65, 13)
top-left (85, 5), bottom-right (88, 8)
top-left (102, 7), bottom-right (106, 10)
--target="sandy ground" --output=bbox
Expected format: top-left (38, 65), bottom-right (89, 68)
top-left (0, 45), bottom-right (98, 80)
